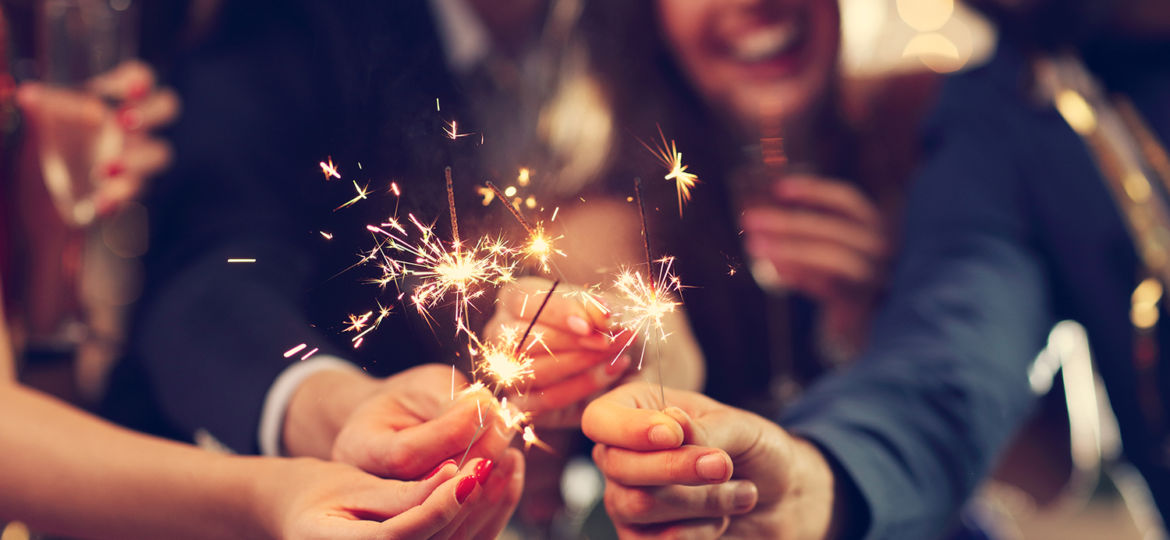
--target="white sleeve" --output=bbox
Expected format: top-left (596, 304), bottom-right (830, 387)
top-left (258, 355), bottom-right (363, 456)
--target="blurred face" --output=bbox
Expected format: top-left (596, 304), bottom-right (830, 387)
top-left (656, 0), bottom-right (840, 131)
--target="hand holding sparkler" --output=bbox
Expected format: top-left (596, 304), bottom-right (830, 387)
top-left (284, 364), bottom-right (517, 479)
top-left (486, 277), bottom-right (634, 427)
top-left (583, 382), bottom-right (847, 540)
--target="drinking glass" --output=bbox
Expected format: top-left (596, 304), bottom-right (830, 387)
top-left (36, 0), bottom-right (137, 226)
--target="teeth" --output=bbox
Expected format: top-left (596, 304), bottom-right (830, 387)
top-left (730, 22), bottom-right (800, 62)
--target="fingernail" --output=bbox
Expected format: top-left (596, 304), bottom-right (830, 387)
top-left (474, 459), bottom-right (494, 485)
top-left (734, 482), bottom-right (759, 510)
top-left (696, 453), bottom-right (730, 482)
top-left (455, 476), bottom-right (477, 503)
top-left (117, 106), bottom-right (141, 130)
top-left (127, 79), bottom-right (149, 101)
top-left (103, 160), bottom-right (126, 178)
top-left (423, 459), bottom-right (456, 481)
top-left (648, 423), bottom-right (681, 447)
top-left (566, 315), bottom-right (592, 337)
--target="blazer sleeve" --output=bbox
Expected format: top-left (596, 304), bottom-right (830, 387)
top-left (780, 77), bottom-right (1056, 538)
top-left (127, 4), bottom-right (348, 454)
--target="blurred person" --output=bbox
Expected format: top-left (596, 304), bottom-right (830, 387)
top-left (98, 7), bottom-right (627, 532)
top-left (579, 0), bottom-right (1170, 538)
top-left (486, 0), bottom-right (940, 531)
top-left (0, 11), bottom-right (520, 539)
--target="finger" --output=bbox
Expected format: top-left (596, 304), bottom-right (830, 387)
top-left (16, 83), bottom-right (104, 127)
top-left (582, 386), bottom-right (684, 450)
top-left (348, 462), bottom-right (459, 517)
top-left (519, 354), bottom-right (632, 416)
top-left (741, 206), bottom-right (886, 259)
top-left (616, 517), bottom-right (730, 540)
top-left (605, 481), bottom-right (758, 525)
top-left (526, 350), bottom-right (615, 388)
top-left (456, 448), bottom-right (525, 540)
top-left (431, 462), bottom-right (489, 540)
top-left (496, 321), bottom-right (617, 353)
top-left (117, 87), bottom-right (180, 132)
top-left (497, 278), bottom-right (611, 335)
top-left (593, 444), bottom-right (733, 486)
top-left (86, 60), bottom-right (156, 101)
top-left (773, 175), bottom-right (881, 226)
top-left (747, 237), bottom-right (877, 288)
top-left (360, 395), bottom-right (490, 478)
top-left (388, 469), bottom-right (481, 539)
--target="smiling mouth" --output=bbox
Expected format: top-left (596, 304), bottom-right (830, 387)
top-left (727, 19), bottom-right (806, 63)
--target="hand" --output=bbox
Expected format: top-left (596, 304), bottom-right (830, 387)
top-left (17, 60), bottom-right (180, 217)
top-left (487, 277), bottom-right (633, 427)
top-left (283, 364), bottom-right (514, 478)
top-left (741, 175), bottom-right (889, 356)
top-left (582, 383), bottom-right (847, 539)
top-left (284, 364), bottom-right (525, 538)
top-left (258, 454), bottom-right (522, 540)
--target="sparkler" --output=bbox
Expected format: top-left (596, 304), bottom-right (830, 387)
top-left (639, 125), bottom-right (698, 217)
top-left (457, 281), bottom-right (561, 465)
top-left (609, 178), bottom-right (683, 405)
top-left (485, 181), bottom-right (566, 276)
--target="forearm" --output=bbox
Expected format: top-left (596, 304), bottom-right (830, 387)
top-left (0, 384), bottom-right (269, 539)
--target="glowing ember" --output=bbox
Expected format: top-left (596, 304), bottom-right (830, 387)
top-left (319, 156), bottom-right (341, 180)
top-left (640, 125), bottom-right (698, 217)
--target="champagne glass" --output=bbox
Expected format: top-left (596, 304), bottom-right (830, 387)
top-left (36, 0), bottom-right (137, 226)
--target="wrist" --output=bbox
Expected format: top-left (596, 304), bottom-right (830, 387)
top-left (788, 436), bottom-right (860, 540)
top-left (238, 456), bottom-right (301, 540)
top-left (282, 368), bottom-right (380, 458)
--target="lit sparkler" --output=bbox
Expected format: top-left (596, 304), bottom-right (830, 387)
top-left (485, 181), bottom-right (565, 275)
top-left (639, 125), bottom-right (698, 217)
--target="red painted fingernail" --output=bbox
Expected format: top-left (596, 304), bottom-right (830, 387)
top-left (127, 79), bottom-right (149, 101)
top-left (455, 476), bottom-right (477, 503)
top-left (117, 106), bottom-right (141, 130)
top-left (473, 459), bottom-right (494, 485)
top-left (423, 459), bottom-right (456, 481)
top-left (103, 160), bottom-right (126, 178)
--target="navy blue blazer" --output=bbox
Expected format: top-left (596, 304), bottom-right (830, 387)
top-left (103, 1), bottom-right (492, 453)
top-left (781, 38), bottom-right (1170, 538)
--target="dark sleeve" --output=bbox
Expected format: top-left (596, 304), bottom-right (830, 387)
top-left (128, 4), bottom-right (349, 454)
top-left (779, 83), bottom-right (1054, 538)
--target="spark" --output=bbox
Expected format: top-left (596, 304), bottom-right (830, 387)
top-left (300, 347), bottom-right (319, 361)
top-left (443, 119), bottom-right (473, 140)
top-left (227, 258), bottom-right (256, 263)
top-left (523, 426), bottom-right (553, 452)
top-left (319, 231), bottom-right (334, 240)
top-left (335, 180), bottom-right (371, 211)
top-left (343, 311), bottom-right (373, 333)
top-left (365, 215), bottom-right (516, 330)
top-left (610, 257), bottom-right (682, 368)
top-left (283, 343), bottom-right (307, 358)
top-left (319, 156), bottom-right (341, 180)
top-left (639, 125), bottom-right (698, 217)
top-left (485, 181), bottom-right (565, 275)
